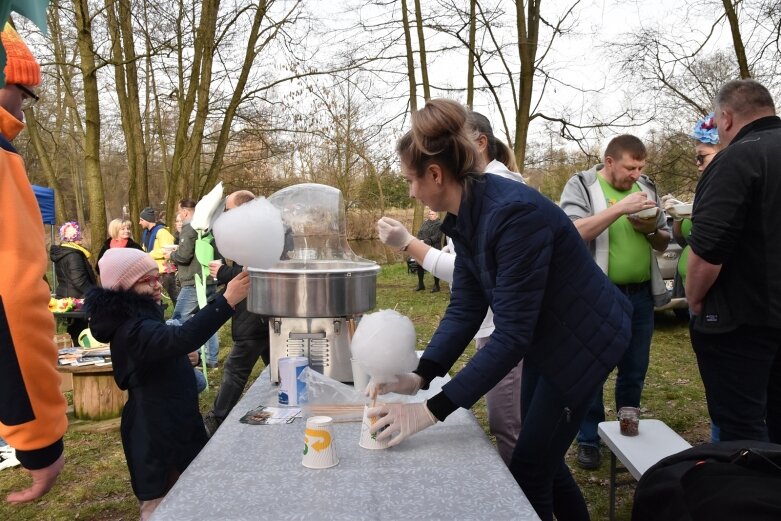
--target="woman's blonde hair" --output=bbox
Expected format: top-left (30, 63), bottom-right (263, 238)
top-left (108, 218), bottom-right (132, 240)
top-left (396, 99), bottom-right (481, 185)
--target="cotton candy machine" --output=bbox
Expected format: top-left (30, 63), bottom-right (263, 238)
top-left (247, 184), bottom-right (380, 383)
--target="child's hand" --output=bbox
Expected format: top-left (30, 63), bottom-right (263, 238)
top-left (223, 270), bottom-right (250, 308)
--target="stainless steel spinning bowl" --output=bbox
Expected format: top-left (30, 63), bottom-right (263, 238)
top-left (247, 260), bottom-right (380, 317)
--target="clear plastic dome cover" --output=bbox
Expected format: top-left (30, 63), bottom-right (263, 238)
top-left (268, 183), bottom-right (368, 265)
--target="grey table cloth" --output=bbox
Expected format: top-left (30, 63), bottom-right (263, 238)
top-left (152, 368), bottom-right (539, 521)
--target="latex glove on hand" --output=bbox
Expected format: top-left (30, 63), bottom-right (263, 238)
top-left (661, 194), bottom-right (684, 211)
top-left (367, 401), bottom-right (437, 447)
top-left (376, 217), bottom-right (414, 250)
top-left (366, 373), bottom-right (423, 400)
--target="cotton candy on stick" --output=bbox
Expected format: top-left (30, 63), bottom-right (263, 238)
top-left (350, 309), bottom-right (418, 406)
top-left (212, 198), bottom-right (285, 269)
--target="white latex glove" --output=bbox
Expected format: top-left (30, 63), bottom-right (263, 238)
top-left (661, 194), bottom-right (684, 211)
top-left (366, 373), bottom-right (423, 400)
top-left (367, 401), bottom-right (437, 447)
top-left (376, 217), bottom-right (414, 250)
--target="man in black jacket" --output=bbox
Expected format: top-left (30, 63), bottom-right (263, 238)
top-left (687, 79), bottom-right (781, 443)
top-left (203, 191), bottom-right (270, 436)
top-left (165, 198), bottom-right (220, 368)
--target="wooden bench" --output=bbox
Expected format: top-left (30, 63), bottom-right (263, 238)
top-left (598, 419), bottom-right (692, 521)
top-left (57, 364), bottom-right (127, 421)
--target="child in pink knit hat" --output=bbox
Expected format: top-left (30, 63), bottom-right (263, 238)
top-left (85, 248), bottom-right (250, 520)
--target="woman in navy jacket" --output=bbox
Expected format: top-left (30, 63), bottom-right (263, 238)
top-left (368, 99), bottom-right (632, 521)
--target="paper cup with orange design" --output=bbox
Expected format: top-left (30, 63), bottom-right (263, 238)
top-left (302, 416), bottom-right (339, 469)
top-left (359, 405), bottom-right (390, 450)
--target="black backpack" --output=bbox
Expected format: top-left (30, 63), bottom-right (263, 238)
top-left (632, 440), bottom-right (781, 521)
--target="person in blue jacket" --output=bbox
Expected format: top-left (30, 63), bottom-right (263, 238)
top-left (368, 99), bottom-right (632, 521)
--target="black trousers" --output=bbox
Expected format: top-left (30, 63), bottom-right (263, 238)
top-left (209, 333), bottom-right (270, 422)
top-left (416, 266), bottom-right (439, 289)
top-left (691, 322), bottom-right (781, 443)
top-left (160, 272), bottom-right (179, 307)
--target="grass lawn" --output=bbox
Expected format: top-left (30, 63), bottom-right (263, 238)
top-left (0, 263), bottom-right (702, 520)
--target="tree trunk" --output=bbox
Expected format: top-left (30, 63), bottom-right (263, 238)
top-left (202, 0), bottom-right (268, 190)
top-left (166, 0), bottom-right (219, 212)
top-left (72, 0), bottom-right (107, 256)
top-left (401, 0), bottom-right (417, 112)
top-left (466, 0), bottom-right (476, 107)
top-left (118, 0), bottom-right (150, 212)
top-left (413, 0), bottom-right (430, 101)
top-left (721, 0), bottom-right (751, 78)
top-left (513, 0), bottom-right (541, 175)
top-left (24, 110), bottom-right (67, 225)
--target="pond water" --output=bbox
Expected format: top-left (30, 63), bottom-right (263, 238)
top-left (349, 239), bottom-right (392, 264)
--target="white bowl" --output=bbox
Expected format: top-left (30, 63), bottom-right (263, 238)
top-left (672, 203), bottom-right (692, 217)
top-left (162, 245), bottom-right (178, 251)
top-left (632, 207), bottom-right (658, 219)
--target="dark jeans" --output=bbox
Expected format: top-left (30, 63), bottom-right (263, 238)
top-left (209, 331), bottom-right (270, 422)
top-left (691, 323), bottom-right (781, 443)
top-left (577, 286), bottom-right (654, 447)
top-left (510, 365), bottom-right (595, 521)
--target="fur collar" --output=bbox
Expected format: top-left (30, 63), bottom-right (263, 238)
top-left (85, 287), bottom-right (163, 342)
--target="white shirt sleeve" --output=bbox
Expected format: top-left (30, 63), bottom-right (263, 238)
top-left (421, 247), bottom-right (456, 283)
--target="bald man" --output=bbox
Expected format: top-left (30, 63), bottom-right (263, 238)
top-left (203, 191), bottom-right (270, 436)
top-left (687, 79), bottom-right (781, 443)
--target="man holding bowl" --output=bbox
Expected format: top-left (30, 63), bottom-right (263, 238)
top-left (560, 135), bottom-right (670, 470)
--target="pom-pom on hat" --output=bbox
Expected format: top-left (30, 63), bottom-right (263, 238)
top-left (1, 23), bottom-right (41, 87)
top-left (139, 207), bottom-right (156, 222)
top-left (99, 248), bottom-right (158, 291)
top-left (59, 221), bottom-right (82, 242)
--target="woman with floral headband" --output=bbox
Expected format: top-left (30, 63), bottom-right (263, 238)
top-left (679, 114), bottom-right (721, 442)
top-left (50, 221), bottom-right (96, 344)
top-left (669, 114), bottom-right (721, 287)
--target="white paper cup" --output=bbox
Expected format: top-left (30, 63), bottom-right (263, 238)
top-left (351, 358), bottom-right (371, 392)
top-left (359, 405), bottom-right (390, 450)
top-left (302, 416), bottom-right (338, 469)
top-left (162, 244), bottom-right (178, 252)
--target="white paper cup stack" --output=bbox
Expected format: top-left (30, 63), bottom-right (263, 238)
top-left (359, 405), bottom-right (390, 450)
top-left (302, 416), bottom-right (339, 469)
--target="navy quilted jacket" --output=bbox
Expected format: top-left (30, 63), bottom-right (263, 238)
top-left (418, 174), bottom-right (632, 419)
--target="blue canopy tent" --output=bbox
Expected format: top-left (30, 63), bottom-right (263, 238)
top-left (32, 185), bottom-right (56, 290)
top-left (32, 185), bottom-right (55, 224)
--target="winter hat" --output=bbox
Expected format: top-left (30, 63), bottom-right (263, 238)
top-left (99, 248), bottom-right (158, 291)
top-left (139, 207), bottom-right (156, 222)
top-left (1, 23), bottom-right (41, 87)
top-left (59, 221), bottom-right (82, 242)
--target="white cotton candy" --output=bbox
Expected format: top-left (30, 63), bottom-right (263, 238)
top-left (350, 309), bottom-right (418, 383)
top-left (212, 198), bottom-right (284, 269)
top-left (191, 182), bottom-right (224, 231)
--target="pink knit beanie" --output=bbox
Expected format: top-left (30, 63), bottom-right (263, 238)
top-left (99, 248), bottom-right (158, 291)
